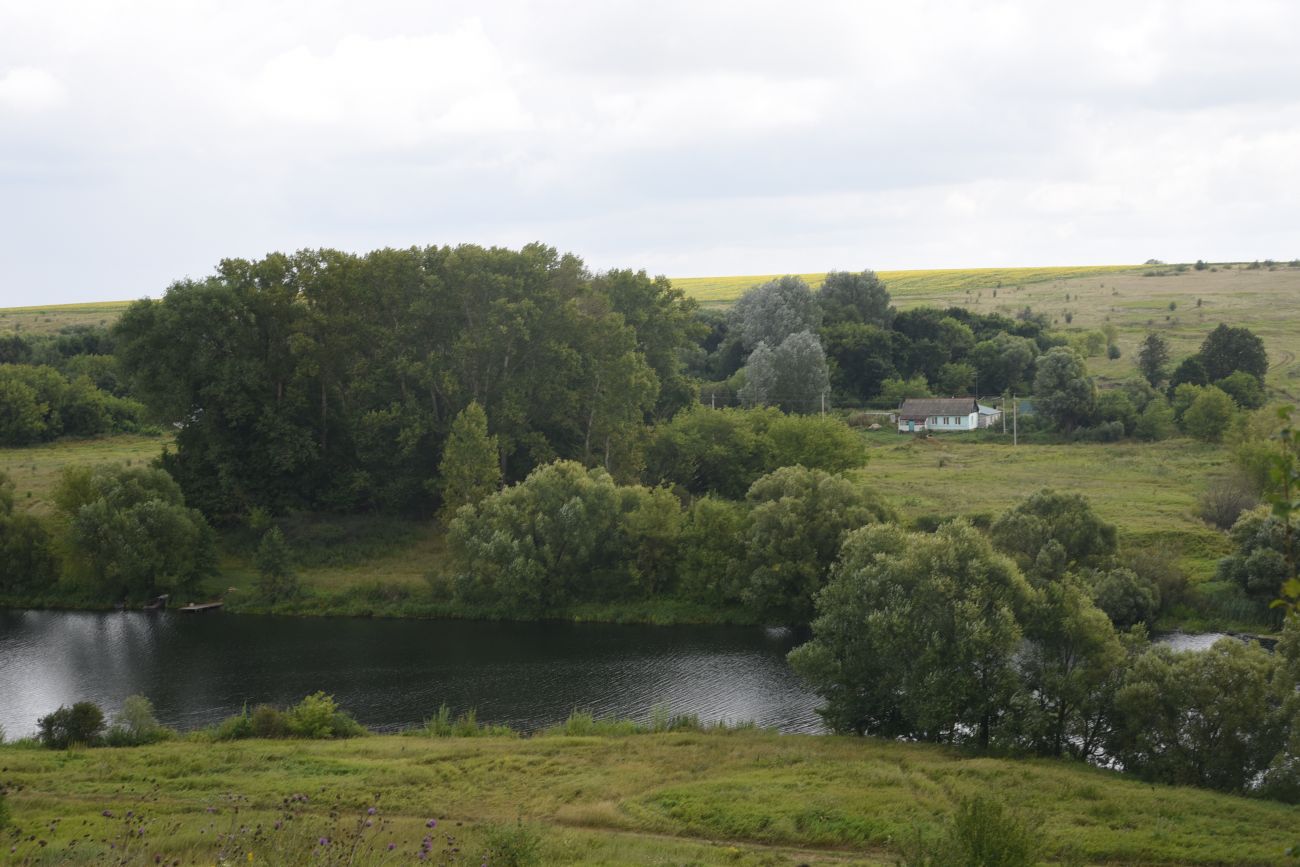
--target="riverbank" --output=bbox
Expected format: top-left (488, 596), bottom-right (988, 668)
top-left (2, 731), bottom-right (1294, 865)
top-left (0, 431), bottom-right (1282, 635)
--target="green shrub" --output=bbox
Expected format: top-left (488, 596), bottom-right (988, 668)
top-left (898, 797), bottom-right (1040, 867)
top-left (480, 820), bottom-right (542, 867)
top-left (1091, 567), bottom-right (1160, 628)
top-left (37, 702), bottom-right (106, 749)
top-left (286, 691), bottom-right (365, 739)
top-left (214, 708), bottom-right (253, 740)
top-left (104, 694), bottom-right (168, 747)
top-left (215, 694), bottom-right (365, 740)
top-left (251, 704), bottom-right (290, 738)
top-left (1198, 475), bottom-right (1257, 530)
top-left (0, 787), bottom-right (9, 829)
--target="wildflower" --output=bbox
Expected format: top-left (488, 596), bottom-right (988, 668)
top-left (426, 819), bottom-right (437, 829)
top-left (247, 854), bottom-right (254, 862)
top-left (364, 819), bottom-right (373, 828)
top-left (102, 810), bottom-right (114, 818)
top-left (367, 807), bottom-right (377, 815)
top-left (318, 837), bottom-right (329, 846)
top-left (387, 843), bottom-right (396, 851)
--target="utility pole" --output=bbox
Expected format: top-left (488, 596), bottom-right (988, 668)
top-left (821, 390), bottom-right (826, 418)
top-left (1001, 391), bottom-right (1007, 434)
top-left (1012, 393), bottom-right (1018, 447)
top-left (711, 392), bottom-right (715, 410)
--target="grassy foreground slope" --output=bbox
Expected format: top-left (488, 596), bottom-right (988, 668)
top-left (3, 732), bottom-right (1295, 865)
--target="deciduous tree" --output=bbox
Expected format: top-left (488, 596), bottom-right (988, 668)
top-left (789, 521), bottom-right (1033, 745)
top-left (438, 402), bottom-right (501, 521)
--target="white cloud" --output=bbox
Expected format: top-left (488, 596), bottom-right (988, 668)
top-left (0, 0), bottom-right (1298, 303)
top-left (0, 67), bottom-right (66, 112)
top-left (236, 22), bottom-right (532, 144)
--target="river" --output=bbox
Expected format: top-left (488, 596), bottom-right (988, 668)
top-left (0, 610), bottom-right (823, 738)
top-left (0, 611), bottom-right (1258, 739)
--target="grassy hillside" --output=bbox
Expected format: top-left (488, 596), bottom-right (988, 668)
top-left (674, 262), bottom-right (1300, 392)
top-left (0, 434), bottom-right (167, 515)
top-left (673, 264), bottom-right (1151, 307)
top-left (0, 299), bottom-right (134, 336)
top-left (3, 731), bottom-right (1295, 865)
top-left (854, 435), bottom-right (1232, 581)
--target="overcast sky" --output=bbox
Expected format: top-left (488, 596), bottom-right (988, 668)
top-left (1, 0), bottom-right (1297, 305)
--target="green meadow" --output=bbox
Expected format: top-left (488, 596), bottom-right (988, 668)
top-left (0, 434), bottom-right (168, 515)
top-left (3, 730), bottom-right (1295, 865)
top-left (854, 433), bottom-right (1232, 579)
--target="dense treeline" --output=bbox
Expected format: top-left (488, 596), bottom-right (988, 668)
top-left (790, 511), bottom-right (1300, 802)
top-left (688, 272), bottom-right (1061, 408)
top-left (0, 326), bottom-right (145, 445)
top-left (113, 244), bottom-right (701, 520)
top-left (0, 464), bottom-right (216, 603)
top-left (445, 409), bottom-right (885, 621)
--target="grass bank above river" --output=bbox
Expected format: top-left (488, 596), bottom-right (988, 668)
top-left (2, 730), bottom-right (1295, 865)
top-left (0, 427), bottom-right (1275, 632)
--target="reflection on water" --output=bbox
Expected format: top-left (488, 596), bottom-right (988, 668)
top-left (0, 611), bottom-right (824, 737)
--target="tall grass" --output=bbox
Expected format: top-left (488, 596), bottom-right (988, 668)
top-left (414, 704), bottom-right (516, 738)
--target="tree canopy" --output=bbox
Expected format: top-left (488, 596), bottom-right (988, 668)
top-left (816, 270), bottom-right (892, 327)
top-left (728, 275), bottom-right (822, 351)
top-left (737, 330), bottom-right (830, 412)
top-left (1032, 348), bottom-right (1096, 432)
top-left (789, 520), bottom-right (1033, 745)
top-left (1198, 323), bottom-right (1268, 382)
top-left (113, 245), bottom-right (699, 520)
top-left (53, 464), bottom-right (216, 600)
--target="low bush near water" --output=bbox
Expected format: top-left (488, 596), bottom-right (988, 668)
top-left (415, 704), bottom-right (516, 738)
top-left (214, 692), bottom-right (365, 741)
top-left (37, 701), bottom-right (105, 749)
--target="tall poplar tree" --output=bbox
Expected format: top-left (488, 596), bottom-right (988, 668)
top-left (438, 402), bottom-right (501, 521)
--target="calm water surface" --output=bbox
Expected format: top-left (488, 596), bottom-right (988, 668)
top-left (0, 610), bottom-right (823, 737)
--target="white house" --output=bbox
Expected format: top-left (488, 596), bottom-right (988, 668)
top-left (897, 397), bottom-right (986, 433)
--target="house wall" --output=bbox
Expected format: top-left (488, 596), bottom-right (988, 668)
top-left (897, 412), bottom-right (978, 432)
top-left (925, 412), bottom-right (977, 431)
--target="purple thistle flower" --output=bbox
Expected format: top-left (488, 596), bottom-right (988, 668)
top-left (387, 843), bottom-right (396, 851)
top-left (102, 810), bottom-right (114, 818)
top-left (318, 837), bottom-right (329, 846)
top-left (426, 819), bottom-right (437, 829)
top-left (367, 807), bottom-right (377, 815)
